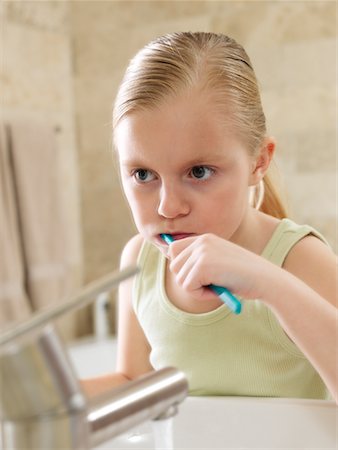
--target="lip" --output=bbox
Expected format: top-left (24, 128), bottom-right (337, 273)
top-left (169, 233), bottom-right (194, 241)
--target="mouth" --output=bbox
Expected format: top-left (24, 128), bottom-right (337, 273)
top-left (157, 233), bottom-right (195, 245)
top-left (169, 233), bottom-right (194, 241)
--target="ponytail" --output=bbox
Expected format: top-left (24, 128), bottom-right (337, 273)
top-left (260, 173), bottom-right (288, 219)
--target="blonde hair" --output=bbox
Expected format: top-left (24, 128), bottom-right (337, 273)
top-left (113, 31), bottom-right (287, 219)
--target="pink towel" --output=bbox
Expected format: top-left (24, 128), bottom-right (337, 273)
top-left (8, 117), bottom-right (78, 313)
top-left (0, 123), bottom-right (32, 328)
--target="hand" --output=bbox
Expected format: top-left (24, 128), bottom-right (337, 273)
top-left (167, 233), bottom-right (278, 302)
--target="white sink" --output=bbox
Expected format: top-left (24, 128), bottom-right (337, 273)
top-left (94, 396), bottom-right (337, 449)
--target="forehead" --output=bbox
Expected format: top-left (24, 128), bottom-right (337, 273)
top-left (115, 92), bottom-right (244, 165)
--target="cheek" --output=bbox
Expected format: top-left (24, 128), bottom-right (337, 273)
top-left (198, 180), bottom-right (249, 232)
top-left (123, 186), bottom-right (154, 225)
top-left (205, 176), bottom-right (248, 210)
top-left (121, 182), bottom-right (139, 216)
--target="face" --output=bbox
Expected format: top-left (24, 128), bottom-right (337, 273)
top-left (115, 92), bottom-right (258, 254)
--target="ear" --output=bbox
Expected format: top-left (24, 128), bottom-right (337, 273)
top-left (249, 137), bottom-right (276, 186)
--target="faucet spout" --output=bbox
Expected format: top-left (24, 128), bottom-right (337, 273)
top-left (88, 367), bottom-right (188, 447)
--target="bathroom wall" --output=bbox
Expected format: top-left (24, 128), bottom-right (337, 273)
top-left (71, 1), bottom-right (336, 331)
top-left (1, 1), bottom-right (84, 339)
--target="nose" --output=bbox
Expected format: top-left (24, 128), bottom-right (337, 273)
top-left (157, 182), bottom-right (190, 219)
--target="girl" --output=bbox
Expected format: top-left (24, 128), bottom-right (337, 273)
top-left (83, 32), bottom-right (337, 403)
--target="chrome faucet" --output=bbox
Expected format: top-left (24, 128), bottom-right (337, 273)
top-left (0, 267), bottom-right (188, 449)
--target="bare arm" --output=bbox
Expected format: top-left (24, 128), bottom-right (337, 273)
top-left (81, 234), bottom-right (153, 398)
top-left (266, 236), bottom-right (337, 403)
top-left (115, 234), bottom-right (153, 378)
top-left (81, 372), bottom-right (130, 398)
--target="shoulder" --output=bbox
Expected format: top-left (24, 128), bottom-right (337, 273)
top-left (284, 231), bottom-right (334, 266)
top-left (283, 233), bottom-right (337, 307)
top-left (120, 234), bottom-right (145, 269)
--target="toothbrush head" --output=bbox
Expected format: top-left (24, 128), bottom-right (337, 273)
top-left (160, 234), bottom-right (174, 245)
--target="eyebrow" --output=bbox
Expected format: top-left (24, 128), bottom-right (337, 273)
top-left (119, 152), bottom-right (227, 168)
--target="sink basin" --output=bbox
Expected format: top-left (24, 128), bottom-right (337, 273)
top-left (94, 396), bottom-right (337, 449)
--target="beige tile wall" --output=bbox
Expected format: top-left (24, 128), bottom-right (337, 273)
top-left (1, 1), bottom-right (84, 339)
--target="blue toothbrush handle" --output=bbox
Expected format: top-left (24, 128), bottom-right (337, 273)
top-left (208, 284), bottom-right (242, 314)
top-left (160, 233), bottom-right (242, 314)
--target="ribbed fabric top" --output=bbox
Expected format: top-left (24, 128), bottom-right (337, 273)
top-left (133, 219), bottom-right (329, 399)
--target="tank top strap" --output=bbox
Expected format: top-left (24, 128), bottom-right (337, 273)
top-left (261, 218), bottom-right (328, 267)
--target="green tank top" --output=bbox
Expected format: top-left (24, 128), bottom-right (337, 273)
top-left (133, 219), bottom-right (329, 399)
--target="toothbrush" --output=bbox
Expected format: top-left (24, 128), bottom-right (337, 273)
top-left (160, 233), bottom-right (242, 314)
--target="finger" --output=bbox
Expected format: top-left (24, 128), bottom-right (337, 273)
top-left (171, 244), bottom-right (210, 292)
top-left (169, 243), bottom-right (195, 277)
top-left (167, 235), bottom-right (197, 259)
top-left (171, 253), bottom-right (198, 289)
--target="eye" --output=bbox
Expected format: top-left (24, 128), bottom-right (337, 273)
top-left (190, 166), bottom-right (214, 181)
top-left (133, 169), bottom-right (156, 183)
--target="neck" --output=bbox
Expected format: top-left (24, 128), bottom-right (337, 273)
top-left (230, 208), bottom-right (280, 255)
